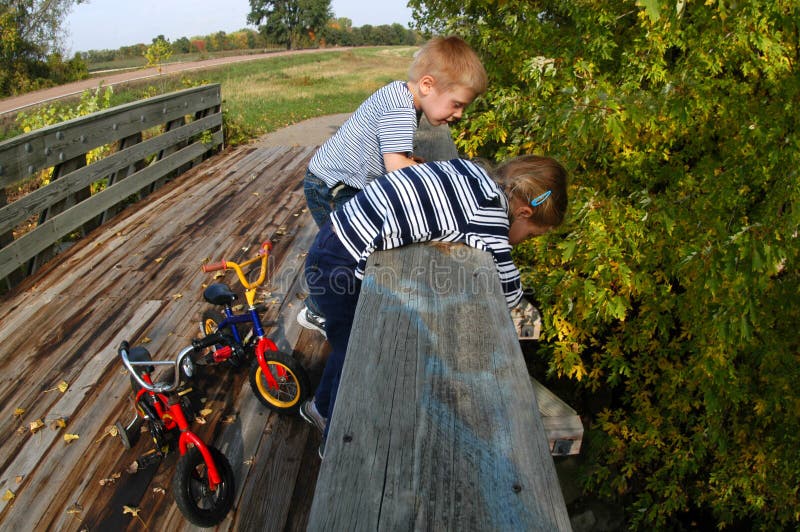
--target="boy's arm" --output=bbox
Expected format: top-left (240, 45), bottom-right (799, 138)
top-left (383, 152), bottom-right (424, 173)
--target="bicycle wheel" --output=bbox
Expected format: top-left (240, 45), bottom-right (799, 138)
top-left (249, 352), bottom-right (310, 414)
top-left (173, 445), bottom-right (235, 527)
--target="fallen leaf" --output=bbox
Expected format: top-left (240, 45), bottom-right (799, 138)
top-left (223, 415), bottom-right (237, 424)
top-left (244, 456), bottom-right (255, 466)
top-left (195, 417), bottom-right (207, 425)
top-left (3, 489), bottom-right (15, 501)
top-left (252, 192), bottom-right (259, 196)
top-left (14, 476), bottom-right (23, 484)
top-left (13, 407), bottom-right (24, 417)
top-left (140, 337), bottom-right (151, 344)
top-left (95, 425), bottom-right (118, 443)
top-left (213, 272), bottom-right (224, 279)
top-left (123, 505), bottom-right (140, 516)
top-left (126, 460), bottom-right (139, 474)
top-left (67, 502), bottom-right (83, 515)
top-left (152, 486), bottom-right (166, 495)
top-left (199, 408), bottom-right (213, 417)
top-left (154, 257), bottom-right (164, 263)
top-left (64, 433), bottom-right (80, 443)
top-left (29, 419), bottom-right (45, 433)
top-left (51, 418), bottom-right (67, 429)
top-left (58, 381), bottom-right (69, 393)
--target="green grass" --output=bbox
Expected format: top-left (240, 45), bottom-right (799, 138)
top-left (1, 46), bottom-right (417, 144)
top-left (116, 46), bottom-right (416, 144)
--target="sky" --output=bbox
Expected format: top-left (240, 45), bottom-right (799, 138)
top-left (65, 0), bottom-right (415, 53)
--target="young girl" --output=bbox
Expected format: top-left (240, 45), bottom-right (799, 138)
top-left (298, 155), bottom-right (568, 456)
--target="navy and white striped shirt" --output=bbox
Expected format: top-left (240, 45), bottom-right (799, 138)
top-left (308, 81), bottom-right (417, 189)
top-left (331, 159), bottom-right (523, 309)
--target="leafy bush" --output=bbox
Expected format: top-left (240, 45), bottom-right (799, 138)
top-left (411, 0), bottom-right (799, 529)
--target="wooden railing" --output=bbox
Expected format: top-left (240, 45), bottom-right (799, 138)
top-left (0, 84), bottom-right (223, 286)
top-left (308, 243), bottom-right (572, 531)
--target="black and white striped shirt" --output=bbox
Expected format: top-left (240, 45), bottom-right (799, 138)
top-left (308, 81), bottom-right (417, 189)
top-left (331, 159), bottom-right (523, 309)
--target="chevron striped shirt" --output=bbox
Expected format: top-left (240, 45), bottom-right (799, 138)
top-left (308, 81), bottom-right (417, 189)
top-left (331, 159), bottom-right (523, 309)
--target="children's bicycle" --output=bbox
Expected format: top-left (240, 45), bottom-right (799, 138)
top-left (198, 240), bottom-right (310, 414)
top-left (115, 336), bottom-right (235, 527)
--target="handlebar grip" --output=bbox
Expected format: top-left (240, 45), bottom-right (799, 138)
top-left (261, 240), bottom-right (273, 253)
top-left (202, 260), bottom-right (227, 272)
top-left (192, 332), bottom-right (224, 350)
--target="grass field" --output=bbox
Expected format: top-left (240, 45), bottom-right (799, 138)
top-left (3, 46), bottom-right (418, 145)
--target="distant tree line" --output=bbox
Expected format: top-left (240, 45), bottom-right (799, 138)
top-left (78, 21), bottom-right (421, 65)
top-left (1, 0), bottom-right (421, 98)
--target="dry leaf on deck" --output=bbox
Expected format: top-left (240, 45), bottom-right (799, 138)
top-left (51, 418), bottom-right (67, 429)
top-left (199, 408), bottom-right (213, 417)
top-left (64, 433), bottom-right (80, 443)
top-left (67, 502), bottom-right (83, 515)
top-left (13, 407), bottom-right (24, 417)
top-left (223, 415), bottom-right (237, 424)
top-left (29, 419), bottom-right (45, 433)
top-left (140, 337), bottom-right (151, 344)
top-left (58, 381), bottom-right (69, 393)
top-left (3, 489), bottom-right (15, 501)
top-left (126, 460), bottom-right (139, 474)
top-left (154, 257), bottom-right (164, 263)
top-left (123, 505), bottom-right (140, 516)
top-left (14, 476), bottom-right (23, 484)
top-left (152, 486), bottom-right (166, 495)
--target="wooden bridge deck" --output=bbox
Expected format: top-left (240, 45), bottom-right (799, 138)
top-left (0, 144), bottom-right (329, 531)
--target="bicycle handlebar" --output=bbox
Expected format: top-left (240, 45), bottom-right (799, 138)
top-left (119, 334), bottom-right (223, 393)
top-left (201, 240), bottom-right (273, 290)
top-left (202, 260), bottom-right (227, 273)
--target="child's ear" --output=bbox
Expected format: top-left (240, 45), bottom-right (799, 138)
top-left (514, 204), bottom-right (534, 220)
top-left (418, 75), bottom-right (436, 95)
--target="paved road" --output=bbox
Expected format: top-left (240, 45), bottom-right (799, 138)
top-left (0, 48), bottom-right (345, 116)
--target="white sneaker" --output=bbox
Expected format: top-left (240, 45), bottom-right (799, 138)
top-left (297, 305), bottom-right (326, 336)
top-left (299, 398), bottom-right (327, 434)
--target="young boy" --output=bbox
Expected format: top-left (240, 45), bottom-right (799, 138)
top-left (298, 155), bottom-right (569, 457)
top-left (297, 36), bottom-right (488, 335)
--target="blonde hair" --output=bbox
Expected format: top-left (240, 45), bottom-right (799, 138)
top-left (496, 155), bottom-right (568, 228)
top-left (408, 36), bottom-right (488, 96)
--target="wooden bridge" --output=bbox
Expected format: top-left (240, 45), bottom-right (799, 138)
top-left (0, 86), bottom-right (578, 530)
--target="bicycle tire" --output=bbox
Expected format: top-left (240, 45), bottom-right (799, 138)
top-left (249, 351), bottom-right (310, 414)
top-left (173, 445), bottom-right (235, 527)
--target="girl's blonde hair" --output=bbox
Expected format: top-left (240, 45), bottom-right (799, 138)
top-left (408, 36), bottom-right (488, 96)
top-left (496, 155), bottom-right (568, 228)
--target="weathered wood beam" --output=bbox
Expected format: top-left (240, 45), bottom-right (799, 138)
top-left (309, 243), bottom-right (571, 531)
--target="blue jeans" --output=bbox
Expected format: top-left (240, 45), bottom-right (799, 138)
top-left (304, 222), bottom-right (361, 437)
top-left (303, 170), bottom-right (360, 229)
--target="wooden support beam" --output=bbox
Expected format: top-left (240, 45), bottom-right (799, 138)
top-left (308, 243), bottom-right (571, 531)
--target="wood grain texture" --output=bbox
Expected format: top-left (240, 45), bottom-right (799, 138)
top-left (309, 243), bottom-right (571, 531)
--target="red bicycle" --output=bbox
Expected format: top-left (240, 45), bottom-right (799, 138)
top-left (115, 336), bottom-right (235, 527)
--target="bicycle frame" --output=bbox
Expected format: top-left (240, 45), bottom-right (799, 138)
top-left (121, 342), bottom-right (224, 489)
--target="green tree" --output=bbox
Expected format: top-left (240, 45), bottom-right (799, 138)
top-left (247, 0), bottom-right (332, 49)
top-left (144, 36), bottom-right (173, 72)
top-left (0, 0), bottom-right (87, 96)
top-left (410, 0), bottom-right (800, 529)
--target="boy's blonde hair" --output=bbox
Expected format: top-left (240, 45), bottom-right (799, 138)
top-left (496, 155), bottom-right (568, 228)
top-left (408, 36), bottom-right (488, 96)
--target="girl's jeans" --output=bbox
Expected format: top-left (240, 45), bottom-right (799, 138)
top-left (303, 170), bottom-right (360, 229)
top-left (304, 221), bottom-right (361, 438)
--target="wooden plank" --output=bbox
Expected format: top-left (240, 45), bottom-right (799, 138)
top-left (0, 112), bottom-right (222, 235)
top-left (0, 130), bottom-right (223, 280)
top-left (530, 378), bottom-right (583, 456)
top-left (309, 243), bottom-right (571, 531)
top-left (0, 300), bottom-right (164, 519)
top-left (0, 84), bottom-right (221, 187)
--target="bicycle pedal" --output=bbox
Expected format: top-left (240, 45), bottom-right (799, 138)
top-left (136, 449), bottom-right (163, 469)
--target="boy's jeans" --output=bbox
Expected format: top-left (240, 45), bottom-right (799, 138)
top-left (304, 222), bottom-right (361, 437)
top-left (302, 170), bottom-right (359, 228)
